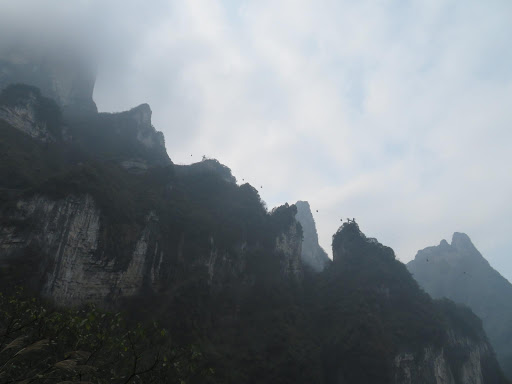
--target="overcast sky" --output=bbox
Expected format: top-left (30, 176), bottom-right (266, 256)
top-left (2, 1), bottom-right (512, 281)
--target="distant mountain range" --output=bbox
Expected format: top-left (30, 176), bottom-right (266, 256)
top-left (408, 233), bottom-right (512, 379)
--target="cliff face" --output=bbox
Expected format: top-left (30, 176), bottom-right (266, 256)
top-left (393, 332), bottom-right (502, 384)
top-left (0, 195), bottom-right (161, 304)
top-left (0, 70), bottom-right (506, 382)
top-left (407, 233), bottom-right (512, 379)
top-left (0, 192), bottom-right (302, 305)
top-left (319, 222), bottom-right (507, 383)
top-left (0, 84), bottom-right (62, 142)
top-left (294, 201), bottom-right (330, 271)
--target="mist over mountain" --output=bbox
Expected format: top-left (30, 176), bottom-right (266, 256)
top-left (408, 233), bottom-right (512, 379)
top-left (0, 37), bottom-right (510, 382)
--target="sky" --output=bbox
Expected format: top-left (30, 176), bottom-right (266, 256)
top-left (2, 0), bottom-right (512, 281)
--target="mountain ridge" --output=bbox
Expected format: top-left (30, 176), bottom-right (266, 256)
top-left (0, 73), bottom-right (509, 381)
top-left (408, 232), bottom-right (512, 379)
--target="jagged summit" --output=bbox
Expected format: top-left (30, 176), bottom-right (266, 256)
top-left (408, 233), bottom-right (512, 379)
top-left (0, 42), bottom-right (509, 384)
top-left (294, 201), bottom-right (330, 271)
top-left (451, 232), bottom-right (479, 253)
top-left (332, 220), bottom-right (395, 263)
top-left (126, 103), bottom-right (152, 128)
top-left (414, 232), bottom-right (486, 269)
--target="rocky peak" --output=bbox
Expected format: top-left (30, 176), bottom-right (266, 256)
top-left (332, 220), bottom-right (394, 263)
top-left (128, 103), bottom-right (152, 129)
top-left (451, 232), bottom-right (478, 254)
top-left (294, 201), bottom-right (330, 271)
top-left (407, 233), bottom-right (512, 379)
top-left (122, 103), bottom-right (165, 151)
top-left (175, 159), bottom-right (237, 184)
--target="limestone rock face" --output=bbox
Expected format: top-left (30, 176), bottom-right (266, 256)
top-left (127, 103), bottom-right (165, 150)
top-left (407, 233), bottom-right (512, 379)
top-left (275, 220), bottom-right (303, 279)
top-left (0, 95), bottom-right (52, 141)
top-left (0, 195), bottom-right (162, 305)
top-left (0, 84), bottom-right (61, 142)
top-left (294, 201), bottom-right (330, 271)
top-left (0, 192), bottom-right (304, 305)
top-left (393, 334), bottom-right (493, 384)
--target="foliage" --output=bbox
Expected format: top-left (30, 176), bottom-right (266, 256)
top-left (0, 288), bottom-right (212, 383)
top-left (1, 84), bottom-right (509, 383)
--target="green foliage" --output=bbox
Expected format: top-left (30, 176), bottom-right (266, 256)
top-left (0, 288), bottom-right (212, 383)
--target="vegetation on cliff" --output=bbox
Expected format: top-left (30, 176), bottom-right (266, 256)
top-left (0, 84), bottom-right (509, 383)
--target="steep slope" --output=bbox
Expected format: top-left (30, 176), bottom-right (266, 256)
top-left (295, 200), bottom-right (331, 271)
top-left (0, 80), bottom-right (508, 382)
top-left (317, 222), bottom-right (508, 383)
top-left (0, 84), bottom-right (303, 304)
top-left (408, 233), bottom-right (512, 379)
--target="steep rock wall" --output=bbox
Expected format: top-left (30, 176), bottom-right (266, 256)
top-left (0, 194), bottom-right (304, 305)
top-left (393, 334), bottom-right (492, 384)
top-left (0, 195), bottom-right (162, 305)
top-left (294, 200), bottom-right (330, 271)
top-left (275, 221), bottom-right (303, 279)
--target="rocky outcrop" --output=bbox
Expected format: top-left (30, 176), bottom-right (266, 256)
top-left (126, 103), bottom-right (165, 150)
top-left (175, 159), bottom-right (237, 184)
top-left (294, 201), bottom-right (330, 271)
top-left (407, 233), bottom-right (512, 379)
top-left (0, 84), bottom-right (61, 142)
top-left (77, 104), bottom-right (171, 167)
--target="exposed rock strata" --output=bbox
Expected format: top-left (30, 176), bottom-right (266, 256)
top-left (294, 200), bottom-right (330, 271)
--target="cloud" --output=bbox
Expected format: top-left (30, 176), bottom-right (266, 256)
top-left (2, 0), bottom-right (512, 281)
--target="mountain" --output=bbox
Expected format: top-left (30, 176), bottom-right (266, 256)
top-left (0, 63), bottom-right (509, 381)
top-left (408, 233), bottom-right (512, 379)
top-left (295, 200), bottom-right (331, 271)
top-left (317, 222), bottom-right (507, 383)
top-left (0, 44), bottom-right (97, 115)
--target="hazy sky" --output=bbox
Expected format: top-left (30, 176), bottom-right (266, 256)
top-left (2, 1), bottom-right (512, 281)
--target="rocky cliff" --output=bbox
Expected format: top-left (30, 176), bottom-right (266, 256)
top-left (408, 233), bottom-right (512, 379)
top-left (0, 84), bottom-right (62, 142)
top-left (0, 69), bottom-right (507, 382)
top-left (294, 201), bottom-right (330, 271)
top-left (318, 222), bottom-right (508, 383)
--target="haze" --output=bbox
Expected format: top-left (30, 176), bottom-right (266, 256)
top-left (2, 0), bottom-right (511, 281)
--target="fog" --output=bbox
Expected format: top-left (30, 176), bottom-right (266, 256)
top-left (1, 0), bottom-right (511, 281)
